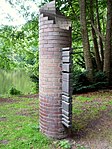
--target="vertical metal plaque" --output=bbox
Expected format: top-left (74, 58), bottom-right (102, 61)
top-left (61, 47), bottom-right (72, 128)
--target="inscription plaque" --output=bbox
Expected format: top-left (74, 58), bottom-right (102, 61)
top-left (62, 95), bottom-right (72, 102)
top-left (62, 63), bottom-right (71, 72)
top-left (61, 47), bottom-right (72, 128)
top-left (62, 101), bottom-right (72, 112)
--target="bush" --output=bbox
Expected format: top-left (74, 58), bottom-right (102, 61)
top-left (72, 71), bottom-right (92, 93)
top-left (94, 71), bottom-right (107, 82)
top-left (72, 70), bottom-right (108, 94)
top-left (30, 74), bottom-right (39, 92)
top-left (93, 71), bottom-right (108, 89)
top-left (9, 87), bottom-right (22, 95)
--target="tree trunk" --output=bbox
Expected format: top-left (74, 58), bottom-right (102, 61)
top-left (110, 28), bottom-right (112, 83)
top-left (90, 0), bottom-right (102, 71)
top-left (79, 0), bottom-right (93, 81)
top-left (103, 0), bottom-right (112, 81)
top-left (96, 0), bottom-right (104, 66)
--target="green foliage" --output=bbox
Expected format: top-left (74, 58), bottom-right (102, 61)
top-left (72, 70), bottom-right (91, 93)
top-left (0, 12), bottom-right (39, 95)
top-left (9, 87), bottom-right (22, 95)
top-left (0, 13), bottom-right (39, 70)
top-left (59, 140), bottom-right (71, 149)
top-left (0, 0), bottom-right (110, 95)
top-left (72, 70), bottom-right (108, 93)
top-left (94, 71), bottom-right (107, 82)
top-left (30, 74), bottom-right (39, 91)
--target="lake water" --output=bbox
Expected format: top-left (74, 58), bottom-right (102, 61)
top-left (0, 69), bottom-right (36, 96)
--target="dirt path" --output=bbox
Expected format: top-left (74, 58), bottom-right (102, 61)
top-left (71, 109), bottom-right (112, 149)
top-left (18, 94), bottom-right (39, 98)
top-left (70, 90), bottom-right (112, 149)
top-left (0, 97), bottom-right (17, 103)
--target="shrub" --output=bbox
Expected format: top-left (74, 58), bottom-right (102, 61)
top-left (72, 70), bottom-right (108, 93)
top-left (72, 71), bottom-right (92, 93)
top-left (94, 71), bottom-right (107, 82)
top-left (9, 87), bottom-right (22, 95)
top-left (30, 74), bottom-right (39, 92)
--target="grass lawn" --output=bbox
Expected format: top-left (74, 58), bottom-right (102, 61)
top-left (72, 90), bottom-right (112, 149)
top-left (0, 90), bottom-right (112, 149)
top-left (0, 97), bottom-right (51, 149)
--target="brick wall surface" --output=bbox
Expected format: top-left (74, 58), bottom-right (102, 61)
top-left (39, 1), bottom-right (71, 139)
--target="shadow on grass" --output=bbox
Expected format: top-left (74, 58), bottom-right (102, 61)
top-left (70, 107), bottom-right (112, 140)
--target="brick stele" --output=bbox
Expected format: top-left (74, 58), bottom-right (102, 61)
top-left (39, 1), bottom-right (71, 139)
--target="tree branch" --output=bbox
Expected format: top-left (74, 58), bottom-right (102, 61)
top-left (91, 22), bottom-right (105, 41)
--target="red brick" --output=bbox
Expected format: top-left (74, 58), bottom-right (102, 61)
top-left (39, 4), bottom-right (71, 138)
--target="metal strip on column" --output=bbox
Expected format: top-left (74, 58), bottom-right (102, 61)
top-left (61, 47), bottom-right (72, 128)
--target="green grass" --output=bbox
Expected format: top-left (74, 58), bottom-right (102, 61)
top-left (72, 91), bottom-right (112, 132)
top-left (75, 96), bottom-right (94, 102)
top-left (0, 90), bottom-right (112, 149)
top-left (0, 97), bottom-right (51, 149)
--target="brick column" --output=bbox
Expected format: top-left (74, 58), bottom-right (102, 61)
top-left (39, 1), bottom-right (71, 139)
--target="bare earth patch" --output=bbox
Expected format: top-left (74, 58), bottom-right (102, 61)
top-left (72, 112), bottom-right (112, 149)
top-left (16, 108), bottom-right (38, 117)
top-left (0, 98), bottom-right (17, 103)
top-left (71, 90), bottom-right (112, 149)
top-left (0, 117), bottom-right (7, 122)
top-left (0, 140), bottom-right (9, 145)
top-left (76, 89), bottom-right (112, 98)
top-left (18, 94), bottom-right (38, 99)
